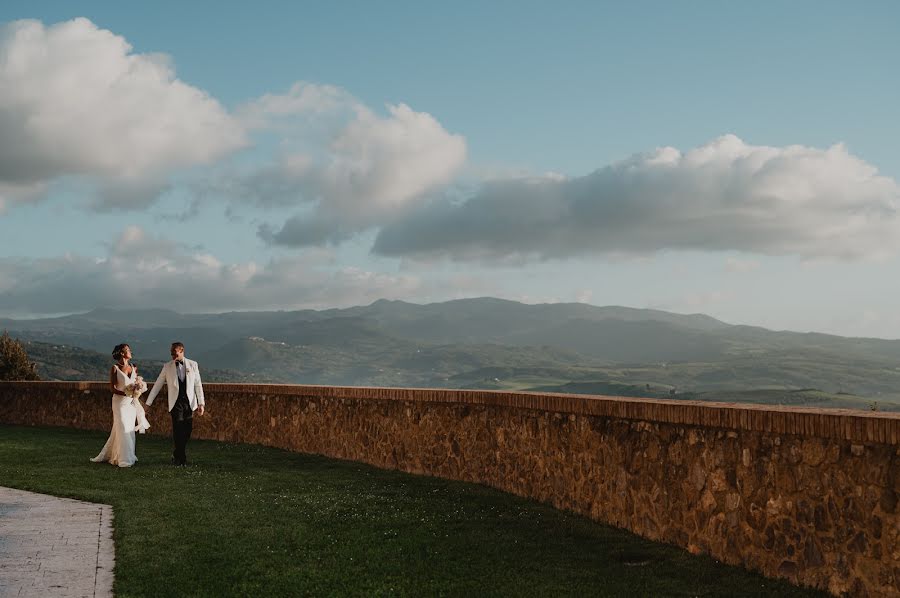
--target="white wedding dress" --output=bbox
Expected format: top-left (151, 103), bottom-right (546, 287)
top-left (91, 365), bottom-right (150, 467)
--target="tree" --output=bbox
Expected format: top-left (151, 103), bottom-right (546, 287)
top-left (0, 331), bottom-right (40, 381)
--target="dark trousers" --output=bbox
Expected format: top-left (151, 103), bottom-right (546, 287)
top-left (170, 394), bottom-right (193, 464)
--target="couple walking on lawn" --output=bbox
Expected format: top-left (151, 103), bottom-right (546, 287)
top-left (90, 341), bottom-right (205, 468)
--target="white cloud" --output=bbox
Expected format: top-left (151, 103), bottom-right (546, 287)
top-left (647, 290), bottom-right (731, 313)
top-left (318, 103), bottom-right (466, 210)
top-left (575, 289), bottom-right (594, 303)
top-left (0, 180), bottom-right (46, 213)
top-left (373, 135), bottom-right (900, 262)
top-left (223, 84), bottom-right (468, 246)
top-left (724, 257), bottom-right (761, 273)
top-left (678, 290), bottom-right (730, 310)
top-left (0, 18), bottom-right (464, 226)
top-left (0, 18), bottom-right (246, 209)
top-left (236, 81), bottom-right (355, 130)
top-left (0, 226), bottom-right (422, 315)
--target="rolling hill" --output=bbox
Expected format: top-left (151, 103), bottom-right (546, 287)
top-left (5, 297), bottom-right (900, 411)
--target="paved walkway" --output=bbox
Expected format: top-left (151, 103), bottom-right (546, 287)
top-left (0, 487), bottom-right (114, 598)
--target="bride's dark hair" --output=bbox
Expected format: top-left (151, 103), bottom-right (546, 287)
top-left (112, 343), bottom-right (130, 362)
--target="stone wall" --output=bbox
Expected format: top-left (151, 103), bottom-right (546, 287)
top-left (1, 381), bottom-right (898, 596)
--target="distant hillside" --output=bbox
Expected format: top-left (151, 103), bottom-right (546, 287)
top-left (502, 318), bottom-right (729, 362)
top-left (1, 297), bottom-right (731, 357)
top-left (337, 297), bottom-right (730, 344)
top-left (527, 382), bottom-right (895, 412)
top-left (199, 335), bottom-right (591, 388)
top-left (21, 340), bottom-right (257, 383)
top-left (6, 297), bottom-right (900, 411)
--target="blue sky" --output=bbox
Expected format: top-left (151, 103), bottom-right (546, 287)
top-left (1, 2), bottom-right (899, 337)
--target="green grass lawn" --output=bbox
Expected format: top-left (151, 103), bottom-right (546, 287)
top-left (0, 426), bottom-right (825, 597)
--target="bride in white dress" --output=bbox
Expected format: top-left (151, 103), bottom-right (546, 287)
top-left (91, 343), bottom-right (150, 467)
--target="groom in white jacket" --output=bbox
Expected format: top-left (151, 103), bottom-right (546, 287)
top-left (145, 342), bottom-right (205, 465)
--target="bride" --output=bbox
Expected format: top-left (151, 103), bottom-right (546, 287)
top-left (91, 343), bottom-right (150, 467)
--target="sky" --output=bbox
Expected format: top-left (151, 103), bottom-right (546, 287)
top-left (1, 1), bottom-right (899, 338)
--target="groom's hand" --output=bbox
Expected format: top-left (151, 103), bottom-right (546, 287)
top-left (198, 405), bottom-right (205, 416)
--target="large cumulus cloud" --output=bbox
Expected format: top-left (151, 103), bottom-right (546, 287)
top-left (373, 135), bottom-right (900, 261)
top-left (0, 18), bottom-right (246, 209)
top-left (0, 19), bottom-right (464, 222)
top-left (191, 80), bottom-right (468, 245)
top-left (0, 226), bottom-right (422, 315)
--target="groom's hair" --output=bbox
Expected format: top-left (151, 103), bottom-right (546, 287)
top-left (171, 341), bottom-right (185, 351)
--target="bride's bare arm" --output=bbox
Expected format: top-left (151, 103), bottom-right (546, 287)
top-left (109, 366), bottom-right (125, 396)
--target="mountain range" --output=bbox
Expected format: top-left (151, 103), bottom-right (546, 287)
top-left (4, 297), bottom-right (899, 411)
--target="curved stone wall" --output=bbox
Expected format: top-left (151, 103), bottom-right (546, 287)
top-left (1, 381), bottom-right (897, 596)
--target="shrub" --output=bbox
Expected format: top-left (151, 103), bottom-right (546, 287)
top-left (0, 331), bottom-right (40, 381)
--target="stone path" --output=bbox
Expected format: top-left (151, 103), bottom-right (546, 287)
top-left (0, 487), bottom-right (114, 598)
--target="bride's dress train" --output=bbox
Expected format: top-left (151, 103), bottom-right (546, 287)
top-left (91, 365), bottom-right (149, 467)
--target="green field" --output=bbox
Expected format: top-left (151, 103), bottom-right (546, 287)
top-left (0, 426), bottom-right (825, 597)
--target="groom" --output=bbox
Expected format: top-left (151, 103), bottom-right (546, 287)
top-left (145, 342), bottom-right (205, 465)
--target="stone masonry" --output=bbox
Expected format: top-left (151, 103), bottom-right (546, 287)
top-left (0, 381), bottom-right (898, 596)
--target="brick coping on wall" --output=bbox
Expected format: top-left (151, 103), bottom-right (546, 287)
top-left (3, 380), bottom-right (898, 444)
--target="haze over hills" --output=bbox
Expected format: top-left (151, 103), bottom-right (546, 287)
top-left (5, 297), bottom-right (900, 411)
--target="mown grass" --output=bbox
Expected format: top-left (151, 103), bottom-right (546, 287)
top-left (0, 425), bottom-right (825, 597)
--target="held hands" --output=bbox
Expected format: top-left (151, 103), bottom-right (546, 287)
top-left (133, 401), bottom-right (201, 413)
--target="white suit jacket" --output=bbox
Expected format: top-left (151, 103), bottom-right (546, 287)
top-left (146, 358), bottom-right (205, 412)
